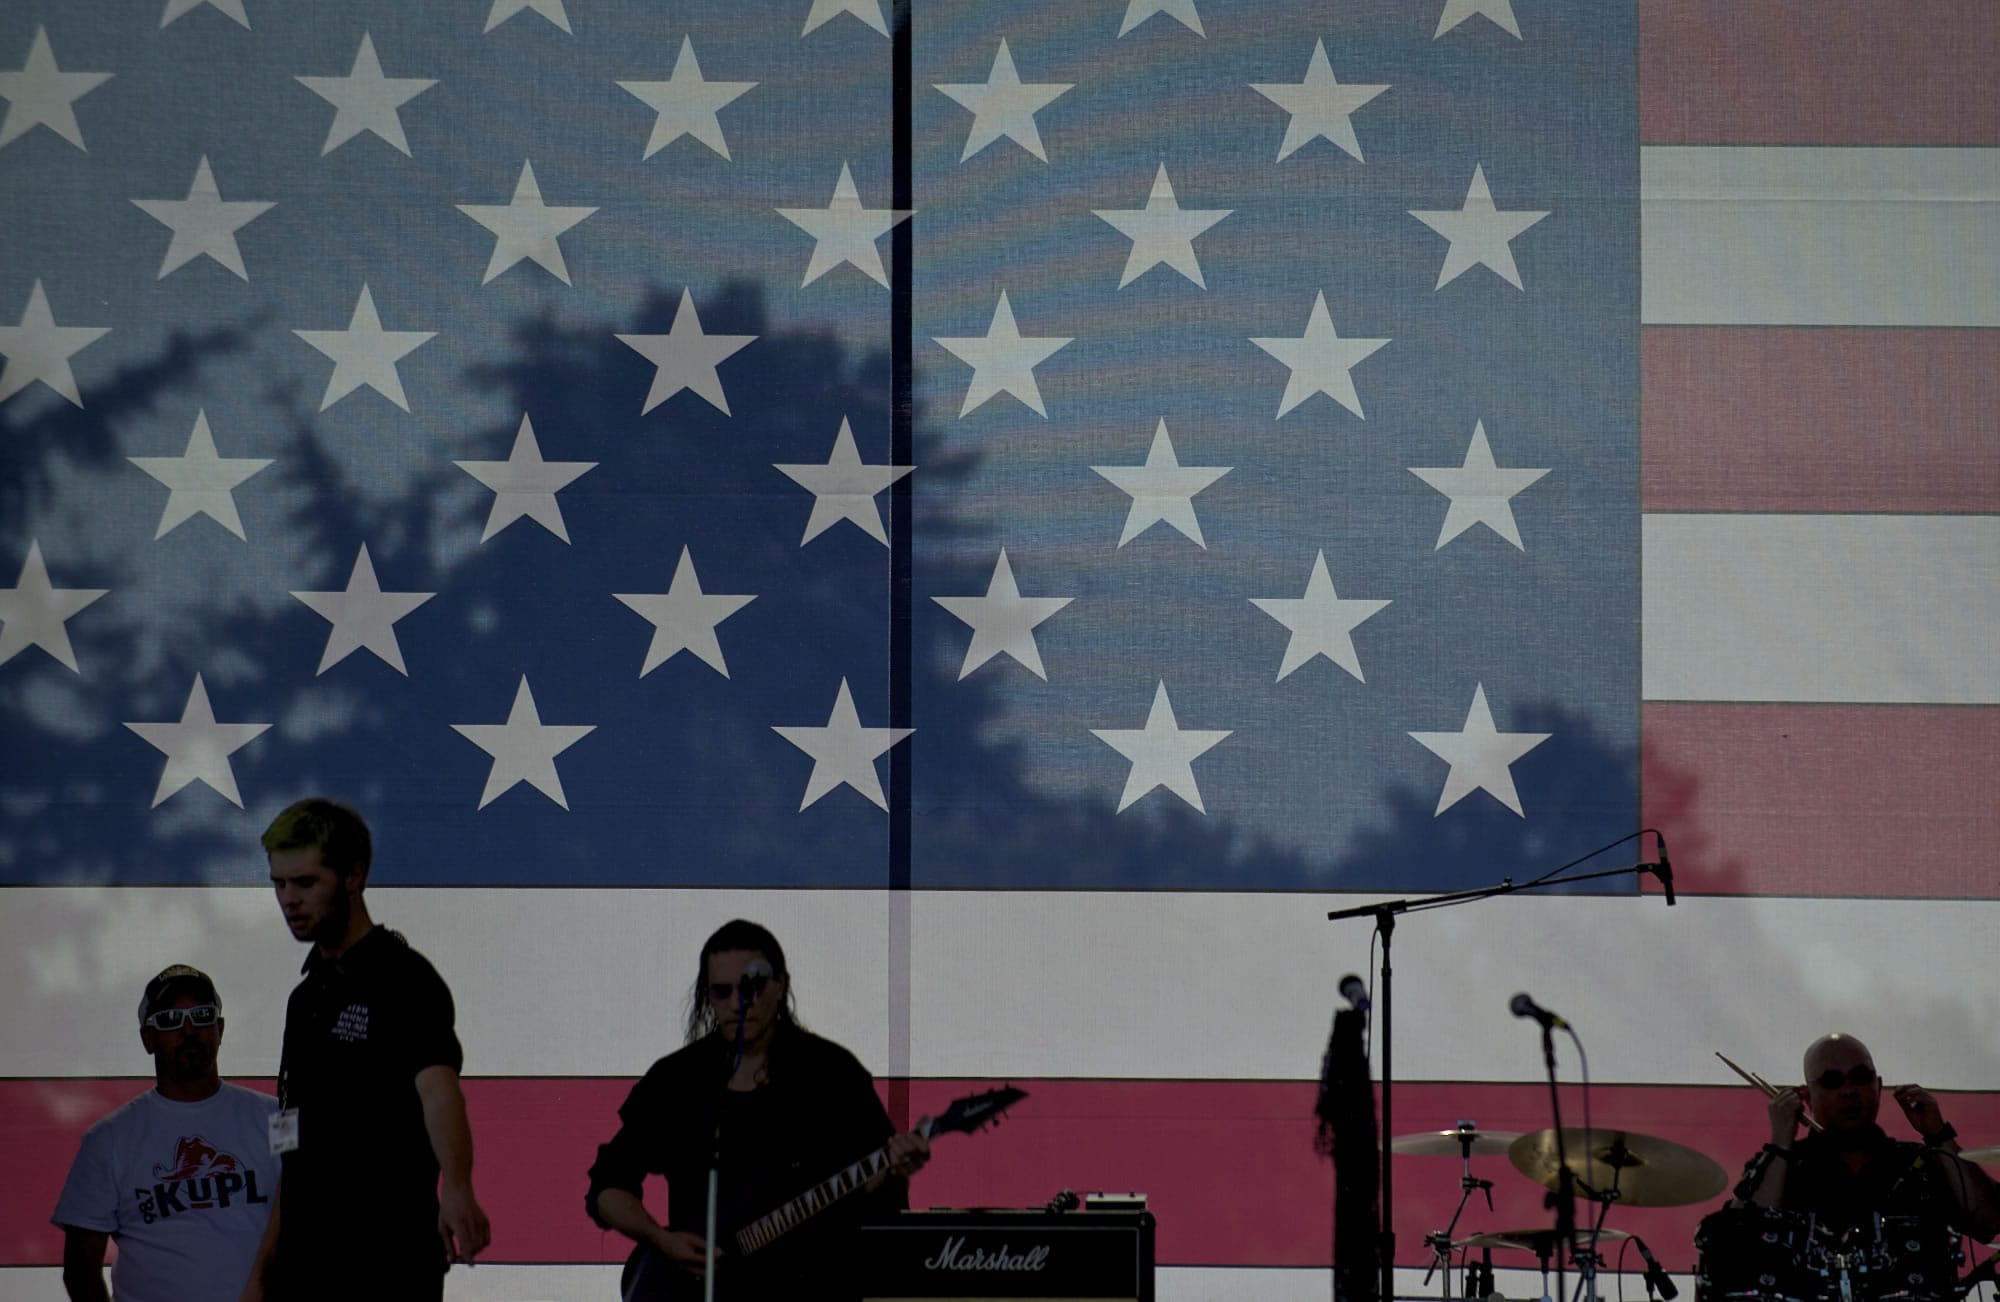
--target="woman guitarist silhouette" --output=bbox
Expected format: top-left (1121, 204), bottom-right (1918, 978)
top-left (585, 920), bottom-right (931, 1302)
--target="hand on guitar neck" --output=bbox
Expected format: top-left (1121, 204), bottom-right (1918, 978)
top-left (870, 1125), bottom-right (931, 1187)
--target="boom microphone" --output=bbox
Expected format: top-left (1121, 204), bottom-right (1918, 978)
top-left (1656, 832), bottom-right (1677, 907)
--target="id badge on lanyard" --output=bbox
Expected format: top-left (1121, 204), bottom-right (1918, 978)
top-left (269, 1108), bottom-right (301, 1155)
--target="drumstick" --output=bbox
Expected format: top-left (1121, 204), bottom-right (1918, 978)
top-left (1715, 1051), bottom-right (1826, 1132)
top-left (1733, 1057), bottom-right (1825, 1133)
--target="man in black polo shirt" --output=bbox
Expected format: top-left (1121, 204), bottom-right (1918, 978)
top-left (244, 798), bottom-right (491, 1301)
top-left (1738, 1032), bottom-right (2000, 1241)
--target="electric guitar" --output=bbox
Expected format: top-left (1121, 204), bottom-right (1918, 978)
top-left (620, 1085), bottom-right (1027, 1302)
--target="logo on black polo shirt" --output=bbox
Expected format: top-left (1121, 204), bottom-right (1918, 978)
top-left (132, 1134), bottom-right (269, 1224)
top-left (332, 1002), bottom-right (370, 1042)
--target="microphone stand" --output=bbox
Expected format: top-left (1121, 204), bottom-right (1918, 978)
top-left (1379, 908), bottom-right (1396, 1302)
top-left (706, 989), bottom-right (756, 1302)
top-left (1540, 1023), bottom-right (1575, 1302)
top-left (1327, 846), bottom-right (1670, 1302)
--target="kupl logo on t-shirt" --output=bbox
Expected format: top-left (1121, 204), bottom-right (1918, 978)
top-left (135, 1135), bottom-right (269, 1222)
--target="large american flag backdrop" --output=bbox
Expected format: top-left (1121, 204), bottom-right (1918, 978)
top-left (3, 0), bottom-right (1996, 1297)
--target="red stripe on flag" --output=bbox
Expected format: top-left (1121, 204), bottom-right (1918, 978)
top-left (895, 1080), bottom-right (1787, 1272)
top-left (1640, 0), bottom-right (2000, 145)
top-left (1643, 704), bottom-right (2000, 898)
top-left (2, 1080), bottom-right (162, 1263)
top-left (13, 1079), bottom-right (2000, 1270)
top-left (1642, 329), bottom-right (2000, 515)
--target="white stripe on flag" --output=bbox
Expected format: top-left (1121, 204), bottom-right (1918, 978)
top-left (1641, 514), bottom-right (2000, 704)
top-left (1641, 146), bottom-right (2000, 326)
top-left (9, 888), bottom-right (2000, 1088)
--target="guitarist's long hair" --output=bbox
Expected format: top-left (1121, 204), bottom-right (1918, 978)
top-left (684, 918), bottom-right (809, 1046)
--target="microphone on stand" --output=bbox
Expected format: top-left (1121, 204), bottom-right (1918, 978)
top-left (1339, 973), bottom-right (1370, 1014)
top-left (1654, 832), bottom-right (1677, 907)
top-left (737, 957), bottom-right (774, 1006)
top-left (1632, 1236), bottom-right (1680, 1301)
top-left (1509, 992), bottom-right (1568, 1030)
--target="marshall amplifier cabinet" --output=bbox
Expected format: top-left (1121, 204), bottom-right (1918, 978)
top-left (860, 1208), bottom-right (1155, 1301)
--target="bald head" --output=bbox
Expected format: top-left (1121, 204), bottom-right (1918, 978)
top-left (1803, 1033), bottom-right (1880, 1131)
top-left (1804, 1033), bottom-right (1872, 1079)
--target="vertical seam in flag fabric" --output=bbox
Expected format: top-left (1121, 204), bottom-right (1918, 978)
top-left (885, 0), bottom-right (916, 1130)
top-left (1631, 11), bottom-right (1647, 849)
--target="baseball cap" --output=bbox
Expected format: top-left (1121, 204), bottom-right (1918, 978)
top-left (138, 964), bottom-right (221, 1027)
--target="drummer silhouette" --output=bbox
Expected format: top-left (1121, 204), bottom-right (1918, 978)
top-left (1701, 1033), bottom-right (2000, 1302)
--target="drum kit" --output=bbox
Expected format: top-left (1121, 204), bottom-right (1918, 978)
top-left (1391, 1125), bottom-right (1994, 1302)
top-left (1693, 1207), bottom-right (1965, 1302)
top-left (1395, 1121), bottom-right (1725, 1302)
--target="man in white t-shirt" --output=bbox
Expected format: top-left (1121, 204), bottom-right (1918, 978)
top-left (52, 965), bottom-right (279, 1302)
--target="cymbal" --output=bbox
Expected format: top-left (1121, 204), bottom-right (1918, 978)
top-left (1390, 1128), bottom-right (1525, 1156)
top-left (1462, 1227), bottom-right (1629, 1256)
top-left (1508, 1128), bottom-right (1728, 1207)
top-left (1960, 1146), bottom-right (2000, 1166)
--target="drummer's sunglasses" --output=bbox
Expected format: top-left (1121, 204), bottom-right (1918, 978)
top-left (1814, 1064), bottom-right (1877, 1089)
top-left (144, 1004), bottom-right (219, 1031)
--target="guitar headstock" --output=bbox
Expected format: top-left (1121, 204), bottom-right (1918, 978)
top-left (932, 1085), bottom-right (1029, 1136)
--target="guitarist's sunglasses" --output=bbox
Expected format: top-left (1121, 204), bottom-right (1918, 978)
top-left (706, 980), bottom-right (770, 1002)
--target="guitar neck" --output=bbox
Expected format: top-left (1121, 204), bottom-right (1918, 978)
top-left (730, 1118), bottom-right (934, 1257)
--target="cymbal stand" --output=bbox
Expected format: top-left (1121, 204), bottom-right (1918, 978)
top-left (1569, 1242), bottom-right (1602, 1302)
top-left (1529, 1235), bottom-right (1558, 1302)
top-left (1569, 1145), bottom-right (1628, 1302)
top-left (1424, 1124), bottom-right (1497, 1297)
top-left (1422, 1230), bottom-right (1457, 1297)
